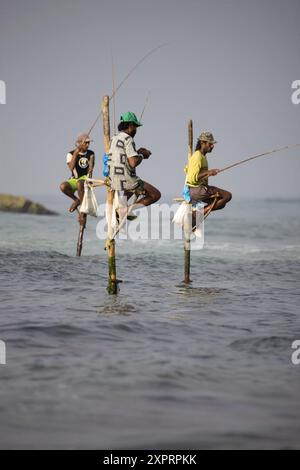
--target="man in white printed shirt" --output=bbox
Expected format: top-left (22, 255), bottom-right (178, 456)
top-left (108, 112), bottom-right (160, 206)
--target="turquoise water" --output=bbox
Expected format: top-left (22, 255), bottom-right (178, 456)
top-left (0, 198), bottom-right (300, 449)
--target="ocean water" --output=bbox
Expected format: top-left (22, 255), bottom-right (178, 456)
top-left (0, 197), bottom-right (300, 449)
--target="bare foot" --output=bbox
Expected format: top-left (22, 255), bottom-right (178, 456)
top-left (69, 198), bottom-right (80, 213)
top-left (115, 210), bottom-right (138, 223)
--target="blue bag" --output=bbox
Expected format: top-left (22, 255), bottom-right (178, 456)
top-left (102, 154), bottom-right (109, 177)
top-left (183, 184), bottom-right (191, 203)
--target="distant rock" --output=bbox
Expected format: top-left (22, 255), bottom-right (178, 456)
top-left (0, 194), bottom-right (58, 215)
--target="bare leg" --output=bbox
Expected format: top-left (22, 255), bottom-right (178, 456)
top-left (115, 184), bottom-right (160, 225)
top-left (202, 188), bottom-right (232, 216)
top-left (134, 181), bottom-right (161, 207)
top-left (124, 190), bottom-right (135, 201)
top-left (60, 182), bottom-right (80, 212)
top-left (76, 180), bottom-right (85, 204)
top-left (210, 188), bottom-right (232, 211)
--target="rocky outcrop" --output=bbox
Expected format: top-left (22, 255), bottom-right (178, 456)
top-left (0, 194), bottom-right (58, 215)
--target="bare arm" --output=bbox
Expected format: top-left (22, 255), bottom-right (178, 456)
top-left (128, 155), bottom-right (143, 168)
top-left (128, 147), bottom-right (151, 168)
top-left (88, 154), bottom-right (95, 178)
top-left (67, 148), bottom-right (81, 172)
top-left (198, 168), bottom-right (219, 181)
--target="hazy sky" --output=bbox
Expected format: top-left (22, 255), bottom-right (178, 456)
top-left (1, 0), bottom-right (300, 199)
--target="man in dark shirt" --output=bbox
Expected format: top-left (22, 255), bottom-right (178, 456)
top-left (60, 133), bottom-right (95, 212)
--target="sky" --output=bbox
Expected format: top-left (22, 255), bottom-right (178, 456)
top-left (0, 0), bottom-right (300, 200)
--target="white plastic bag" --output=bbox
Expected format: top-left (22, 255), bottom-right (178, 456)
top-left (106, 190), bottom-right (121, 230)
top-left (111, 191), bottom-right (119, 229)
top-left (173, 201), bottom-right (204, 239)
top-left (172, 202), bottom-right (191, 225)
top-left (80, 182), bottom-right (98, 217)
top-left (191, 202), bottom-right (205, 239)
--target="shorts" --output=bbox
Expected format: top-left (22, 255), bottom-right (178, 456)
top-left (67, 175), bottom-right (88, 193)
top-left (109, 178), bottom-right (145, 195)
top-left (189, 185), bottom-right (219, 203)
top-left (131, 179), bottom-right (145, 196)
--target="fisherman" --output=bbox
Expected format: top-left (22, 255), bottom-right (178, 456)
top-left (107, 112), bottom-right (161, 206)
top-left (185, 131), bottom-right (232, 217)
top-left (60, 133), bottom-right (95, 212)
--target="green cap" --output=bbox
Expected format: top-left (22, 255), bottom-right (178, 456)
top-left (120, 111), bottom-right (142, 127)
top-left (198, 131), bottom-right (217, 144)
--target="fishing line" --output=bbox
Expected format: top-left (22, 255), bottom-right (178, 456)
top-left (87, 44), bottom-right (167, 136)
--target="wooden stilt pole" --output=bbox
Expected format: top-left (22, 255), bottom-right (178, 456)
top-left (106, 191), bottom-right (118, 295)
top-left (76, 211), bottom-right (86, 257)
top-left (188, 119), bottom-right (193, 161)
top-left (183, 119), bottom-right (193, 284)
top-left (183, 228), bottom-right (191, 284)
top-left (102, 95), bottom-right (118, 294)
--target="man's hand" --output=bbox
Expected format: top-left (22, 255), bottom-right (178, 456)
top-left (73, 146), bottom-right (82, 156)
top-left (208, 169), bottom-right (219, 176)
top-left (77, 143), bottom-right (86, 153)
top-left (137, 147), bottom-right (152, 159)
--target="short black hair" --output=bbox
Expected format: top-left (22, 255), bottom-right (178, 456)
top-left (118, 121), bottom-right (136, 132)
top-left (195, 139), bottom-right (202, 151)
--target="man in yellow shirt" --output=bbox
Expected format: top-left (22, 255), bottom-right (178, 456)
top-left (185, 131), bottom-right (232, 217)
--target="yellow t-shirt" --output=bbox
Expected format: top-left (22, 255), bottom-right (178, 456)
top-left (185, 150), bottom-right (208, 187)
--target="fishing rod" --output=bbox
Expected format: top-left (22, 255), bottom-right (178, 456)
top-left (87, 44), bottom-right (167, 136)
top-left (111, 50), bottom-right (117, 136)
top-left (218, 143), bottom-right (300, 174)
top-left (139, 91), bottom-right (151, 122)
